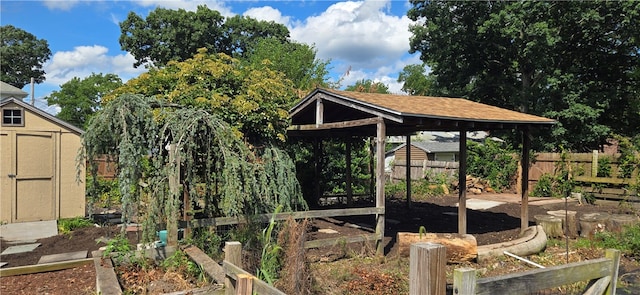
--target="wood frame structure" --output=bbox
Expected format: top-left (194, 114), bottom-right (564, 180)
top-left (288, 88), bottom-right (555, 249)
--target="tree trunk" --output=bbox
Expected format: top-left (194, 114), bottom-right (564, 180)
top-left (534, 214), bottom-right (563, 238)
top-left (579, 212), bottom-right (610, 238)
top-left (547, 210), bottom-right (578, 238)
top-left (607, 214), bottom-right (639, 233)
top-left (397, 232), bottom-right (477, 263)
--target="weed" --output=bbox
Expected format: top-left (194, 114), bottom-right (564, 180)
top-left (257, 205), bottom-right (283, 285)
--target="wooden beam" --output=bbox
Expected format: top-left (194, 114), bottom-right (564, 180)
top-left (521, 129), bottom-right (530, 233)
top-left (458, 130), bottom-right (467, 234)
top-left (375, 119), bottom-right (386, 255)
top-left (315, 98), bottom-right (323, 126)
top-left (289, 117), bottom-right (383, 131)
top-left (0, 258), bottom-right (93, 277)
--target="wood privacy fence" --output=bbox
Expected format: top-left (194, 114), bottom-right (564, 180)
top-left (392, 160), bottom-right (459, 181)
top-left (410, 243), bottom-right (621, 295)
top-left (529, 151), bottom-right (639, 201)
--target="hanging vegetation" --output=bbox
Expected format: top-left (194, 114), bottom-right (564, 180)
top-left (81, 94), bottom-right (307, 242)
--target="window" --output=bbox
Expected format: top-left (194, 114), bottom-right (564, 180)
top-left (2, 108), bottom-right (24, 126)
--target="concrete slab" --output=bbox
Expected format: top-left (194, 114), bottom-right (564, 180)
top-left (0, 262), bottom-right (7, 268)
top-left (1, 243), bottom-right (41, 255)
top-left (457, 199), bottom-right (505, 210)
top-left (0, 220), bottom-right (58, 241)
top-left (38, 250), bottom-right (88, 264)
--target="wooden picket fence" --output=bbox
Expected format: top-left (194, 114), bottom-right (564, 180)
top-left (410, 243), bottom-right (621, 295)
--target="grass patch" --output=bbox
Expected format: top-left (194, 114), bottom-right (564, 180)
top-left (57, 217), bottom-right (94, 234)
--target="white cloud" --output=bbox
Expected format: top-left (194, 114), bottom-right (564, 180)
top-left (243, 6), bottom-right (291, 26)
top-left (290, 0), bottom-right (414, 71)
top-left (44, 45), bottom-right (146, 87)
top-left (43, 0), bottom-right (80, 11)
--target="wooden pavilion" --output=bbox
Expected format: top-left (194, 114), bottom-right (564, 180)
top-left (288, 88), bottom-right (556, 253)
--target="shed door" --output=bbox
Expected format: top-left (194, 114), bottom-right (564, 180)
top-left (10, 132), bottom-right (56, 222)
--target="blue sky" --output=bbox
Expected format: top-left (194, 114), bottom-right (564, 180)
top-left (1, 0), bottom-right (421, 114)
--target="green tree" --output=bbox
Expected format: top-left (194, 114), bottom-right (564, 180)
top-left (106, 49), bottom-right (296, 145)
top-left (245, 38), bottom-right (331, 95)
top-left (0, 25), bottom-right (51, 88)
top-left (45, 73), bottom-right (122, 128)
top-left (345, 79), bottom-right (390, 94)
top-left (397, 64), bottom-right (433, 96)
top-left (408, 1), bottom-right (640, 151)
top-left (119, 6), bottom-right (290, 68)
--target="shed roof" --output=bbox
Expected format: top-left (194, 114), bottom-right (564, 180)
top-left (0, 81), bottom-right (28, 99)
top-left (289, 88), bottom-right (555, 137)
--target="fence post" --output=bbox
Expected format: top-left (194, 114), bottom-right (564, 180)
top-left (224, 241), bottom-right (243, 295)
top-left (453, 268), bottom-right (476, 295)
top-left (410, 242), bottom-right (447, 295)
top-left (591, 150), bottom-right (599, 177)
top-left (235, 273), bottom-right (253, 295)
top-left (604, 248), bottom-right (621, 295)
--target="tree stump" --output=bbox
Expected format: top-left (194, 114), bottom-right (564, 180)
top-left (547, 210), bottom-right (578, 238)
top-left (579, 212), bottom-right (610, 237)
top-left (607, 214), bottom-right (639, 233)
top-left (534, 215), bottom-right (563, 238)
top-left (397, 232), bottom-right (477, 263)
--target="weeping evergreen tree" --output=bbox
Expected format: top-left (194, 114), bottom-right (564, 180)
top-left (81, 94), bottom-right (307, 241)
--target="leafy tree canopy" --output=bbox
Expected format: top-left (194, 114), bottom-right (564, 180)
top-left (245, 37), bottom-right (332, 95)
top-left (106, 49), bottom-right (296, 145)
top-left (119, 5), bottom-right (290, 68)
top-left (45, 73), bottom-right (122, 128)
top-left (345, 79), bottom-right (390, 94)
top-left (397, 64), bottom-right (433, 96)
top-left (408, 0), bottom-right (640, 151)
top-left (82, 94), bottom-right (306, 241)
top-left (0, 25), bottom-right (51, 88)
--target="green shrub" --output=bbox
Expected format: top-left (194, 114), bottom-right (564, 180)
top-left (578, 223), bottom-right (640, 259)
top-left (58, 217), bottom-right (94, 234)
top-left (467, 139), bottom-right (518, 192)
top-left (597, 156), bottom-right (613, 177)
top-left (531, 173), bottom-right (554, 197)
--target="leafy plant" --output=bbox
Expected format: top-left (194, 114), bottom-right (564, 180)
top-left (531, 173), bottom-right (554, 197)
top-left (596, 156), bottom-right (613, 177)
top-left (57, 217), bottom-right (94, 235)
top-left (466, 139), bottom-right (518, 192)
top-left (257, 206), bottom-right (283, 285)
top-left (161, 250), bottom-right (206, 282)
top-left (577, 223), bottom-right (640, 259)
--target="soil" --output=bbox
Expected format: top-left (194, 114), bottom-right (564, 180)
top-left (1, 193), bottom-right (639, 294)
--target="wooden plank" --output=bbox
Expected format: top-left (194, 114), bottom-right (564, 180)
top-left (236, 274), bottom-right (253, 295)
top-left (183, 245), bottom-right (225, 283)
top-left (475, 258), bottom-right (612, 295)
top-left (93, 256), bottom-right (122, 295)
top-left (289, 117), bottom-right (383, 131)
top-left (453, 268), bottom-right (477, 295)
top-left (583, 276), bottom-right (611, 295)
top-left (375, 119), bottom-right (386, 255)
top-left (304, 233), bottom-right (379, 249)
top-left (0, 258), bottom-right (93, 277)
top-left (574, 175), bottom-right (635, 185)
top-left (181, 207), bottom-right (384, 228)
top-left (605, 248), bottom-right (621, 295)
top-left (223, 261), bottom-right (287, 295)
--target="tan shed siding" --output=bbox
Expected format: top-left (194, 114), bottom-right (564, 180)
top-left (58, 132), bottom-right (85, 218)
top-left (0, 131), bottom-right (11, 223)
top-left (395, 145), bottom-right (428, 162)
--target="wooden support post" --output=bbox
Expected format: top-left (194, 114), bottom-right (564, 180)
top-left (458, 130), bottom-right (467, 234)
top-left (410, 242), bottom-right (447, 295)
top-left (235, 274), bottom-right (253, 295)
top-left (225, 241), bottom-right (243, 295)
top-left (604, 248), bottom-right (621, 295)
top-left (521, 129), bottom-right (531, 234)
top-left (168, 144), bottom-right (180, 247)
top-left (406, 135), bottom-right (412, 209)
top-left (453, 267), bottom-right (476, 295)
top-left (375, 119), bottom-right (386, 255)
top-left (346, 139), bottom-right (353, 205)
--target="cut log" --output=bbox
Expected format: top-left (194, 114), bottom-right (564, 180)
top-left (534, 214), bottom-right (563, 238)
top-left (607, 214), bottom-right (639, 233)
top-left (547, 210), bottom-right (578, 238)
top-left (397, 232), bottom-right (477, 263)
top-left (477, 226), bottom-right (547, 262)
top-left (579, 212), bottom-right (611, 237)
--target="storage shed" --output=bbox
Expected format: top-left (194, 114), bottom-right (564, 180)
top-left (0, 95), bottom-right (85, 224)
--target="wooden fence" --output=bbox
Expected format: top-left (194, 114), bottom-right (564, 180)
top-left (529, 151), bottom-right (639, 201)
top-left (410, 243), bottom-right (621, 295)
top-left (392, 160), bottom-right (459, 180)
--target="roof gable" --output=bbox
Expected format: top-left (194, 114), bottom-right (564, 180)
top-left (0, 97), bottom-right (84, 135)
top-left (0, 81), bottom-right (28, 99)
